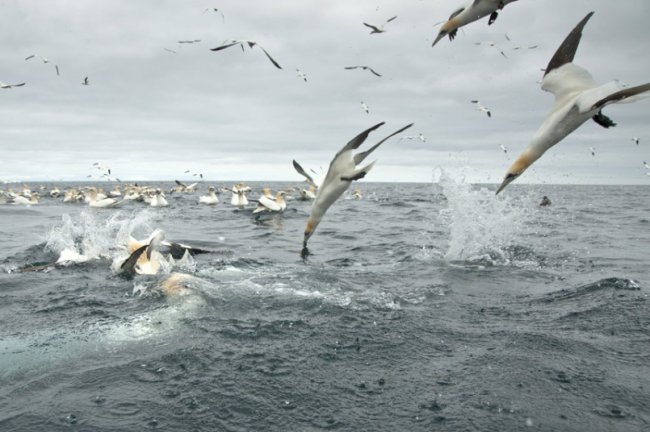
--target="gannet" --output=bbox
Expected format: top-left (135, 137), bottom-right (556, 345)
top-left (229, 183), bottom-right (250, 207)
top-left (292, 160), bottom-right (321, 189)
top-left (149, 189), bottom-right (169, 207)
top-left (362, 16), bottom-right (397, 34)
top-left (632, 136), bottom-right (640, 145)
top-left (589, 146), bottom-right (596, 157)
top-left (210, 40), bottom-right (282, 69)
top-left (0, 81), bottom-right (26, 89)
top-left (471, 100), bottom-right (492, 118)
top-left (86, 187), bottom-right (123, 208)
top-left (296, 68), bottom-right (307, 82)
top-left (361, 101), bottom-right (370, 114)
top-left (298, 185), bottom-right (317, 201)
top-left (81, 77), bottom-right (89, 86)
top-left (174, 180), bottom-right (198, 193)
top-left (351, 188), bottom-right (363, 200)
top-left (253, 191), bottom-right (287, 214)
top-left (10, 192), bottom-right (39, 205)
top-left (199, 186), bottom-right (219, 205)
top-left (539, 196), bottom-right (552, 207)
top-left (432, 0), bottom-right (519, 47)
top-left (301, 122), bottom-right (413, 252)
top-left (500, 144), bottom-right (508, 154)
top-left (49, 186), bottom-right (61, 198)
top-left (119, 229), bottom-right (167, 277)
top-left (344, 65), bottom-right (382, 77)
top-left (496, 12), bottom-right (650, 194)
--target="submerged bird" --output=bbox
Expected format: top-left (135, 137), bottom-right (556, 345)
top-left (210, 40), bottom-right (282, 69)
top-left (432, 0), bottom-right (519, 46)
top-left (301, 122), bottom-right (413, 253)
top-left (344, 65), bottom-right (382, 77)
top-left (496, 12), bottom-right (650, 194)
top-left (363, 16), bottom-right (397, 34)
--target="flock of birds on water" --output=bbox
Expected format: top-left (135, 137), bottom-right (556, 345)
top-left (2, 0), bottom-right (650, 266)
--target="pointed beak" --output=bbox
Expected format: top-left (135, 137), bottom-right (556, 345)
top-left (432, 31), bottom-right (446, 47)
top-left (496, 173), bottom-right (518, 195)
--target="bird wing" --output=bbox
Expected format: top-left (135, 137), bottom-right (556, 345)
top-left (589, 82), bottom-right (650, 111)
top-left (175, 179), bottom-right (187, 188)
top-left (448, 6), bottom-right (466, 21)
top-left (368, 67), bottom-right (382, 77)
top-left (255, 45), bottom-right (282, 69)
top-left (120, 244), bottom-right (148, 276)
top-left (344, 66), bottom-right (359, 70)
top-left (353, 123), bottom-right (414, 165)
top-left (386, 16), bottom-right (397, 23)
top-left (210, 41), bottom-right (241, 51)
top-left (544, 11), bottom-right (594, 77)
top-left (363, 23), bottom-right (381, 32)
top-left (293, 160), bottom-right (317, 188)
top-left (333, 122), bottom-right (386, 161)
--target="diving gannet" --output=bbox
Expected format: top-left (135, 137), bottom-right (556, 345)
top-left (344, 65), bottom-right (382, 77)
top-left (199, 186), bottom-right (219, 205)
top-left (432, 0), bottom-right (519, 46)
top-left (301, 122), bottom-right (413, 251)
top-left (210, 40), bottom-right (282, 69)
top-left (363, 16), bottom-right (397, 34)
top-left (292, 160), bottom-right (321, 189)
top-left (496, 12), bottom-right (650, 194)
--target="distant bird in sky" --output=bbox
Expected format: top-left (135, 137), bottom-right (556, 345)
top-left (0, 81), bottom-right (25, 89)
top-left (296, 68), bottom-right (307, 82)
top-left (81, 77), bottom-right (89, 86)
top-left (163, 48), bottom-right (177, 54)
top-left (398, 134), bottom-right (427, 143)
top-left (632, 136), bottom-right (640, 145)
top-left (500, 144), bottom-right (508, 154)
top-left (344, 65), bottom-right (382, 77)
top-left (643, 161), bottom-right (649, 170)
top-left (589, 146), bottom-right (596, 156)
top-left (496, 12), bottom-right (650, 194)
top-left (362, 16), bottom-right (397, 34)
top-left (210, 40), bottom-right (282, 69)
top-left (203, 7), bottom-right (225, 22)
top-left (474, 41), bottom-right (508, 58)
top-left (26, 54), bottom-right (59, 76)
top-left (432, 0), bottom-right (520, 47)
top-left (178, 39), bottom-right (201, 44)
top-left (301, 122), bottom-right (413, 255)
top-left (471, 100), bottom-right (491, 118)
top-left (361, 101), bottom-right (370, 114)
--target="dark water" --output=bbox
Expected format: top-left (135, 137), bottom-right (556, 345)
top-left (1, 178), bottom-right (649, 431)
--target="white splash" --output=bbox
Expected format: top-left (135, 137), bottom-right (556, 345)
top-left (434, 170), bottom-right (537, 265)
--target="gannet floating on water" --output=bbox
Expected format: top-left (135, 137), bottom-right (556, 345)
top-left (496, 12), bottom-right (650, 194)
top-left (253, 191), bottom-right (287, 215)
top-left (432, 0), bottom-right (519, 47)
top-left (229, 183), bottom-right (250, 208)
top-left (301, 121), bottom-right (413, 253)
top-left (149, 189), bottom-right (169, 207)
top-left (199, 186), bottom-right (219, 205)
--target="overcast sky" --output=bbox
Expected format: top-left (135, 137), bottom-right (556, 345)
top-left (1, 0), bottom-right (649, 184)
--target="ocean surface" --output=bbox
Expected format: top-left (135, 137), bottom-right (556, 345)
top-left (1, 177), bottom-right (649, 431)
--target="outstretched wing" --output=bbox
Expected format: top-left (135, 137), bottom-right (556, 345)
top-left (544, 12), bottom-right (594, 77)
top-left (354, 123), bottom-right (414, 165)
top-left (293, 160), bottom-right (317, 188)
top-left (334, 122), bottom-right (386, 161)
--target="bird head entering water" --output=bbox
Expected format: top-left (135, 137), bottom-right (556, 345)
top-left (303, 217), bottom-right (316, 248)
top-left (496, 150), bottom-right (536, 194)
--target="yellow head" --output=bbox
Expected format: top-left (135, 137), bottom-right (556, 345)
top-left (496, 151), bottom-right (536, 194)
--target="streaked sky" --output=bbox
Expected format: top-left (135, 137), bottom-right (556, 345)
top-left (1, 0), bottom-right (648, 184)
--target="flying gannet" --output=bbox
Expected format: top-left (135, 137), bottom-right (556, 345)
top-left (301, 122), bottom-right (413, 254)
top-left (210, 40), bottom-right (282, 69)
top-left (496, 12), bottom-right (650, 194)
top-left (362, 16), bottom-right (397, 34)
top-left (432, 0), bottom-right (519, 47)
top-left (0, 81), bottom-right (26, 89)
top-left (344, 65), bottom-right (382, 77)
